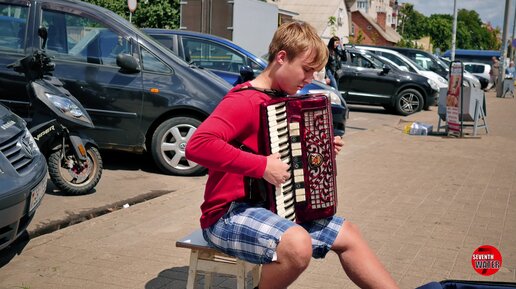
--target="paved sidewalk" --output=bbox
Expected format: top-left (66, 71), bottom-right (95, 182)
top-left (0, 91), bottom-right (514, 289)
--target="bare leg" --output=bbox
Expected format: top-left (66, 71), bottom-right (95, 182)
top-left (258, 226), bottom-right (312, 289)
top-left (332, 221), bottom-right (400, 289)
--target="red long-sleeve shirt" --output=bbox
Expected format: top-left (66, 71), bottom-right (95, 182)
top-left (185, 83), bottom-right (270, 228)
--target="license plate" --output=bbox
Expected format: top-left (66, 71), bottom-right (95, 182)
top-left (29, 178), bottom-right (47, 213)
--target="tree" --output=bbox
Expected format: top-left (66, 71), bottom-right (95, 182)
top-left (83, 0), bottom-right (180, 29)
top-left (328, 16), bottom-right (337, 36)
top-left (397, 5), bottom-right (502, 52)
top-left (398, 3), bottom-right (427, 40)
top-left (349, 30), bottom-right (364, 45)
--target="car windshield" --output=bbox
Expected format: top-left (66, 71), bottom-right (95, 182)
top-left (438, 57), bottom-right (450, 69)
top-left (376, 55), bottom-right (401, 71)
top-left (349, 50), bottom-right (384, 69)
top-left (405, 57), bottom-right (426, 71)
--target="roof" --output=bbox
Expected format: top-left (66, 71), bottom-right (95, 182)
top-left (442, 49), bottom-right (501, 57)
top-left (352, 10), bottom-right (401, 44)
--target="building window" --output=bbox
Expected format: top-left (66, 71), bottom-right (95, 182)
top-left (351, 23), bottom-right (355, 35)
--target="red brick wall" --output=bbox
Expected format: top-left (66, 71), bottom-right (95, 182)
top-left (377, 12), bottom-right (386, 31)
top-left (351, 11), bottom-right (393, 46)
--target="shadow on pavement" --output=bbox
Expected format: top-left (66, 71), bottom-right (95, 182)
top-left (99, 150), bottom-right (162, 173)
top-left (347, 104), bottom-right (393, 114)
top-left (145, 266), bottom-right (189, 289)
top-left (0, 231), bottom-right (30, 269)
top-left (146, 266), bottom-right (257, 289)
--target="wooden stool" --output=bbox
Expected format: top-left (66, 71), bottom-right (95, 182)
top-left (176, 229), bottom-right (261, 289)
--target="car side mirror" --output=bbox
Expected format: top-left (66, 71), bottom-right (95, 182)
top-left (116, 53), bottom-right (140, 73)
top-left (239, 65), bottom-right (255, 82)
top-left (381, 65), bottom-right (391, 75)
top-left (234, 65), bottom-right (255, 85)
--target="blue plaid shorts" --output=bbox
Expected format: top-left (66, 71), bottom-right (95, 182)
top-left (202, 202), bottom-right (344, 264)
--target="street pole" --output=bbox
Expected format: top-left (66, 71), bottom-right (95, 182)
top-left (451, 0), bottom-right (458, 61)
top-left (512, 2), bottom-right (516, 61)
top-left (497, 0), bottom-right (512, 97)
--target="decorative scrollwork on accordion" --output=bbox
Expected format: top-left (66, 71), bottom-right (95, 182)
top-left (255, 93), bottom-right (338, 223)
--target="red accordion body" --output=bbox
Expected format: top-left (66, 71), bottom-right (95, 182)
top-left (260, 94), bottom-right (338, 223)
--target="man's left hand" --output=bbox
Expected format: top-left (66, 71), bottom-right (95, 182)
top-left (334, 136), bottom-right (344, 154)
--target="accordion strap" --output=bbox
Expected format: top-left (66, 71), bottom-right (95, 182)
top-left (234, 85), bottom-right (287, 98)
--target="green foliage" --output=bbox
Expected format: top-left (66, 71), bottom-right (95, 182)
top-left (328, 16), bottom-right (337, 36)
top-left (398, 5), bottom-right (501, 52)
top-left (83, 0), bottom-right (180, 29)
top-left (399, 3), bottom-right (428, 40)
top-left (349, 30), bottom-right (364, 45)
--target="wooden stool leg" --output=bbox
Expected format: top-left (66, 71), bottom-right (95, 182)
top-left (187, 250), bottom-right (200, 289)
top-left (204, 272), bottom-right (212, 289)
top-left (252, 265), bottom-right (261, 288)
top-left (235, 259), bottom-right (246, 289)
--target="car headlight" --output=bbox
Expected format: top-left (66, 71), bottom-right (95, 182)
top-left (307, 89), bottom-right (342, 105)
top-left (23, 128), bottom-right (40, 153)
top-left (427, 79), bottom-right (439, 91)
top-left (437, 76), bottom-right (448, 85)
top-left (46, 93), bottom-right (84, 118)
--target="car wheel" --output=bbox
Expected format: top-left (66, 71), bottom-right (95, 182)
top-left (395, 89), bottom-right (423, 116)
top-left (150, 117), bottom-right (205, 176)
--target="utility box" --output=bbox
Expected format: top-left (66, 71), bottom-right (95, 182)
top-left (438, 86), bottom-right (485, 121)
top-left (180, 0), bottom-right (288, 57)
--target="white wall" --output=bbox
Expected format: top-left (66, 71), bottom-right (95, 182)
top-left (320, 1), bottom-right (352, 44)
top-left (233, 0), bottom-right (278, 58)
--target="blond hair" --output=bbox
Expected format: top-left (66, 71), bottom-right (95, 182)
top-left (268, 21), bottom-right (328, 71)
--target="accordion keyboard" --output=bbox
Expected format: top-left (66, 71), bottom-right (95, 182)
top-left (266, 102), bottom-right (296, 221)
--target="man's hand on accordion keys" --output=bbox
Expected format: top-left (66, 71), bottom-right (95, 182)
top-left (334, 136), bottom-right (344, 155)
top-left (263, 153), bottom-right (291, 187)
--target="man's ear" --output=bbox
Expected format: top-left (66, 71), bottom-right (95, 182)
top-left (276, 50), bottom-right (287, 64)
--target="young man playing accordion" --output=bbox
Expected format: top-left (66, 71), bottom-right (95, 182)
top-left (185, 21), bottom-right (399, 289)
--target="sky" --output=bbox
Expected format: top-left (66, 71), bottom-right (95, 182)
top-left (402, 0), bottom-right (512, 31)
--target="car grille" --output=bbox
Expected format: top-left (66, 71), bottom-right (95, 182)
top-left (0, 130), bottom-right (37, 175)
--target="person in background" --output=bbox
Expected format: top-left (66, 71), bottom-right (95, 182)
top-left (325, 36), bottom-right (344, 91)
top-left (489, 56), bottom-right (500, 90)
top-left (186, 21), bottom-right (399, 289)
top-left (505, 60), bottom-right (515, 79)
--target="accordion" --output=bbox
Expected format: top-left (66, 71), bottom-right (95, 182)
top-left (255, 93), bottom-right (338, 223)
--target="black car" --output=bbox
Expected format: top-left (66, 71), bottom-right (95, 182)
top-left (337, 47), bottom-right (439, 115)
top-left (0, 104), bottom-right (47, 250)
top-left (0, 0), bottom-right (232, 176)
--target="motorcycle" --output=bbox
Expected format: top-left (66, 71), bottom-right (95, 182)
top-left (7, 27), bottom-right (102, 195)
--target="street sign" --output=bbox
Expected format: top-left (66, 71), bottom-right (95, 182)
top-left (128, 0), bottom-right (137, 13)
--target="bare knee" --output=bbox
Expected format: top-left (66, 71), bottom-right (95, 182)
top-left (276, 226), bottom-right (312, 271)
top-left (332, 221), bottom-right (365, 253)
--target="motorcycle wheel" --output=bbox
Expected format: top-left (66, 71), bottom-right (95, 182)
top-left (48, 145), bottom-right (103, 195)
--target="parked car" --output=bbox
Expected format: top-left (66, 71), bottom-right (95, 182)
top-left (463, 62), bottom-right (491, 88)
top-left (373, 46), bottom-right (482, 89)
top-left (0, 0), bottom-right (233, 176)
top-left (142, 28), bottom-right (348, 136)
top-left (0, 104), bottom-right (47, 251)
top-left (337, 47), bottom-right (439, 116)
top-left (352, 45), bottom-right (448, 91)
